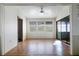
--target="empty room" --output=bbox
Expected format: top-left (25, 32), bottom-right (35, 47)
top-left (0, 3), bottom-right (79, 56)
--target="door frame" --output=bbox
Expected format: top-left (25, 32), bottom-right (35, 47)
top-left (17, 16), bottom-right (23, 42)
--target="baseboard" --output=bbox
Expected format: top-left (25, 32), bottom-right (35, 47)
top-left (26, 38), bottom-right (56, 40)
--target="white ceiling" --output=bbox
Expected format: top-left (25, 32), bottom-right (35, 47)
top-left (18, 6), bottom-right (70, 18)
top-left (2, 3), bottom-right (72, 6)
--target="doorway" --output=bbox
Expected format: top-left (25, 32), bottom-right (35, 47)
top-left (17, 16), bottom-right (23, 42)
top-left (56, 15), bottom-right (70, 45)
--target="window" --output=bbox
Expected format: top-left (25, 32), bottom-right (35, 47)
top-left (38, 21), bottom-right (44, 25)
top-left (30, 21), bottom-right (36, 25)
top-left (29, 20), bottom-right (53, 32)
top-left (67, 23), bottom-right (70, 32)
top-left (30, 26), bottom-right (37, 32)
top-left (61, 22), bottom-right (66, 32)
top-left (30, 21), bottom-right (37, 32)
top-left (45, 21), bottom-right (52, 24)
top-left (45, 26), bottom-right (52, 32)
top-left (57, 22), bottom-right (62, 32)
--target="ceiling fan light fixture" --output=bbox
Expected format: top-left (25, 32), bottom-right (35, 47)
top-left (40, 7), bottom-right (44, 13)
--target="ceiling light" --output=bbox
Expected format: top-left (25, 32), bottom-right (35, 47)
top-left (40, 6), bottom-right (44, 13)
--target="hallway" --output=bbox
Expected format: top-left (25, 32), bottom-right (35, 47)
top-left (5, 38), bottom-right (70, 56)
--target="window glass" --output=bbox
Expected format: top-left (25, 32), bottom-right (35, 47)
top-left (61, 22), bottom-right (66, 32)
top-left (67, 23), bottom-right (70, 32)
top-left (57, 22), bottom-right (61, 32)
top-left (30, 21), bottom-right (36, 25)
top-left (29, 21), bottom-right (53, 32)
top-left (45, 21), bottom-right (52, 24)
top-left (38, 21), bottom-right (44, 25)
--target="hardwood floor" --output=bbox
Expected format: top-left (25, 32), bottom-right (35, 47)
top-left (5, 38), bottom-right (70, 56)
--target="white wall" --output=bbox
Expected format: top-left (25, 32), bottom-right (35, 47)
top-left (23, 18), bottom-right (27, 40)
top-left (70, 5), bottom-right (79, 55)
top-left (0, 5), bottom-right (5, 55)
top-left (0, 5), bottom-right (3, 55)
top-left (0, 6), bottom-right (18, 55)
top-left (0, 6), bottom-right (27, 55)
top-left (26, 18), bottom-right (56, 38)
top-left (56, 6), bottom-right (70, 21)
top-left (0, 6), bottom-right (1, 55)
top-left (4, 6), bottom-right (18, 54)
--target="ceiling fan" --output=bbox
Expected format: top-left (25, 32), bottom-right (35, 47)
top-left (40, 6), bottom-right (44, 13)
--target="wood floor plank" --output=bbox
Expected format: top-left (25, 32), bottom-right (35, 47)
top-left (5, 38), bottom-right (70, 56)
